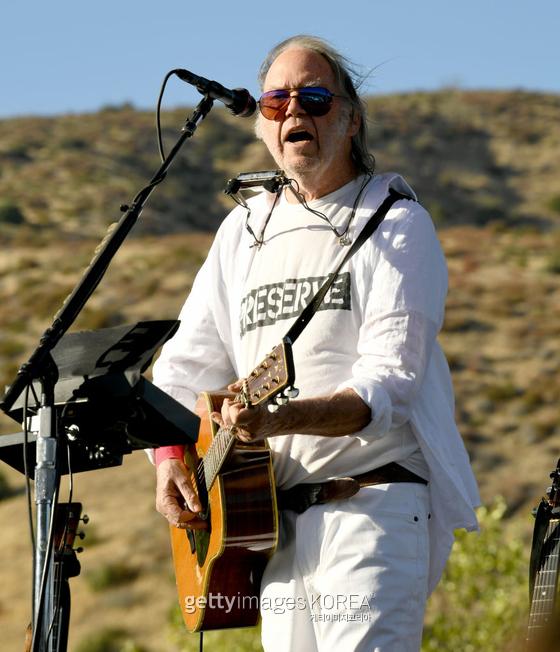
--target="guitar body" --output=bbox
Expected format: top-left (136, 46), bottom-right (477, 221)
top-left (170, 392), bottom-right (279, 632)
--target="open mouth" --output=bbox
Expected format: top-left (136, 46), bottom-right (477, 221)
top-left (285, 130), bottom-right (314, 143)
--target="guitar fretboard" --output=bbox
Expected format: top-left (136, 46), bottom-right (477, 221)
top-left (195, 341), bottom-right (294, 498)
top-left (201, 427), bottom-right (237, 492)
top-left (527, 518), bottom-right (560, 641)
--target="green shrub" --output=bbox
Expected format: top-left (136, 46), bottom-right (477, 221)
top-left (545, 194), bottom-right (560, 214)
top-left (168, 602), bottom-right (262, 652)
top-left (75, 628), bottom-right (147, 652)
top-left (0, 199), bottom-right (25, 224)
top-left (544, 251), bottom-right (560, 274)
top-left (86, 562), bottom-right (139, 592)
top-left (422, 498), bottom-right (527, 651)
top-left (427, 201), bottom-right (445, 226)
top-left (79, 522), bottom-right (102, 548)
top-left (484, 382), bottom-right (520, 402)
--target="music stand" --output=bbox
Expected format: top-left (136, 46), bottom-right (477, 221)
top-left (0, 320), bottom-right (199, 651)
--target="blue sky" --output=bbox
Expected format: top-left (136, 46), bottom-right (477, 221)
top-left (1, 1), bottom-right (558, 118)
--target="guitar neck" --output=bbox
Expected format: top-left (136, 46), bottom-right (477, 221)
top-left (202, 426), bottom-right (237, 492)
top-left (527, 518), bottom-right (560, 641)
top-left (199, 339), bottom-right (296, 494)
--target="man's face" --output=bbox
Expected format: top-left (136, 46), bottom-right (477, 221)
top-left (256, 48), bottom-right (360, 196)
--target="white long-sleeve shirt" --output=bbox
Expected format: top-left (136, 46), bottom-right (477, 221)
top-left (151, 172), bottom-right (480, 592)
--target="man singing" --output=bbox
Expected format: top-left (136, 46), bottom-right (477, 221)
top-left (151, 34), bottom-right (480, 651)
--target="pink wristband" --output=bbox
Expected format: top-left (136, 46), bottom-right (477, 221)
top-left (154, 445), bottom-right (185, 466)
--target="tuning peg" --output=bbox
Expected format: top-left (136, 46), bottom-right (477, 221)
top-left (268, 402), bottom-right (280, 413)
top-left (74, 547), bottom-right (84, 554)
top-left (77, 531), bottom-right (86, 540)
top-left (286, 386), bottom-right (299, 399)
top-left (276, 395), bottom-right (289, 406)
top-left (66, 424), bottom-right (80, 441)
top-left (81, 515), bottom-right (90, 524)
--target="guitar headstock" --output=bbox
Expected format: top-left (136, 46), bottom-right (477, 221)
top-left (241, 339), bottom-right (298, 412)
top-left (547, 459), bottom-right (560, 510)
top-left (54, 502), bottom-right (85, 557)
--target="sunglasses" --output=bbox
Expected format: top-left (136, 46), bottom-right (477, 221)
top-left (258, 86), bottom-right (344, 121)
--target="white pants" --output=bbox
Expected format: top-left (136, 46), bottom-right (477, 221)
top-left (261, 483), bottom-right (430, 652)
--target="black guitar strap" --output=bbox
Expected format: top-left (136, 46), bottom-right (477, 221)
top-left (284, 188), bottom-right (413, 345)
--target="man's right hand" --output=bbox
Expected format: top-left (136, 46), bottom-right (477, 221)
top-left (155, 458), bottom-right (207, 529)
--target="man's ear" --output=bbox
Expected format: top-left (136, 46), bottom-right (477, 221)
top-left (348, 108), bottom-right (361, 138)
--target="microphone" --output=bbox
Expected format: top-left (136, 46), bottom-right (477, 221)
top-left (174, 69), bottom-right (256, 117)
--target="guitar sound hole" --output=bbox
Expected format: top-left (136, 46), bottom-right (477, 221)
top-left (194, 525), bottom-right (211, 567)
top-left (186, 529), bottom-right (196, 554)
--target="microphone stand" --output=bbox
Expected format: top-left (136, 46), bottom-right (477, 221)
top-left (1, 94), bottom-right (215, 652)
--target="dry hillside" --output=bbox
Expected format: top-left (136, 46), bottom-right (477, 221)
top-left (0, 91), bottom-right (559, 650)
top-left (1, 91), bottom-right (559, 235)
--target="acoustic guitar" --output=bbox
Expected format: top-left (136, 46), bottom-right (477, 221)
top-left (170, 339), bottom-right (297, 632)
top-left (526, 459), bottom-right (560, 645)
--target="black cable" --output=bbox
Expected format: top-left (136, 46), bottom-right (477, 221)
top-left (23, 385), bottom-right (36, 550)
top-left (45, 436), bottom-right (73, 647)
top-left (252, 190), bottom-right (281, 248)
top-left (23, 384), bottom-right (36, 626)
top-left (286, 174), bottom-right (372, 243)
top-left (66, 439), bottom-right (73, 506)
top-left (287, 178), bottom-right (342, 235)
top-left (236, 189), bottom-right (282, 248)
top-left (239, 174), bottom-right (373, 249)
top-left (288, 174), bottom-right (373, 244)
top-left (156, 70), bottom-right (178, 163)
top-left (30, 382), bottom-right (40, 406)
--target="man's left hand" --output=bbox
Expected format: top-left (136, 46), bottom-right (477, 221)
top-left (210, 379), bottom-right (282, 442)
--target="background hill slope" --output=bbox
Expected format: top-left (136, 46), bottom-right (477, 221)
top-left (1, 90), bottom-right (559, 236)
top-left (0, 90), bottom-right (559, 651)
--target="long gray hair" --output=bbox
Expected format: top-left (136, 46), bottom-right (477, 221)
top-left (256, 34), bottom-right (375, 175)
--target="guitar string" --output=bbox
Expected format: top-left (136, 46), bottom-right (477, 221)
top-left (538, 520), bottom-right (553, 622)
top-left (530, 520), bottom-right (545, 628)
top-left (195, 428), bottom-right (235, 491)
top-left (529, 526), bottom-right (543, 629)
top-left (528, 519), bottom-right (560, 629)
top-left (543, 521), bottom-right (551, 619)
top-left (546, 522), bottom-right (560, 616)
top-left (536, 524), bottom-right (548, 622)
top-left (541, 523), bottom-right (553, 619)
top-left (528, 470), bottom-right (560, 638)
top-left (192, 367), bottom-right (279, 494)
top-left (530, 520), bottom-right (551, 624)
top-left (542, 521), bottom-right (558, 617)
